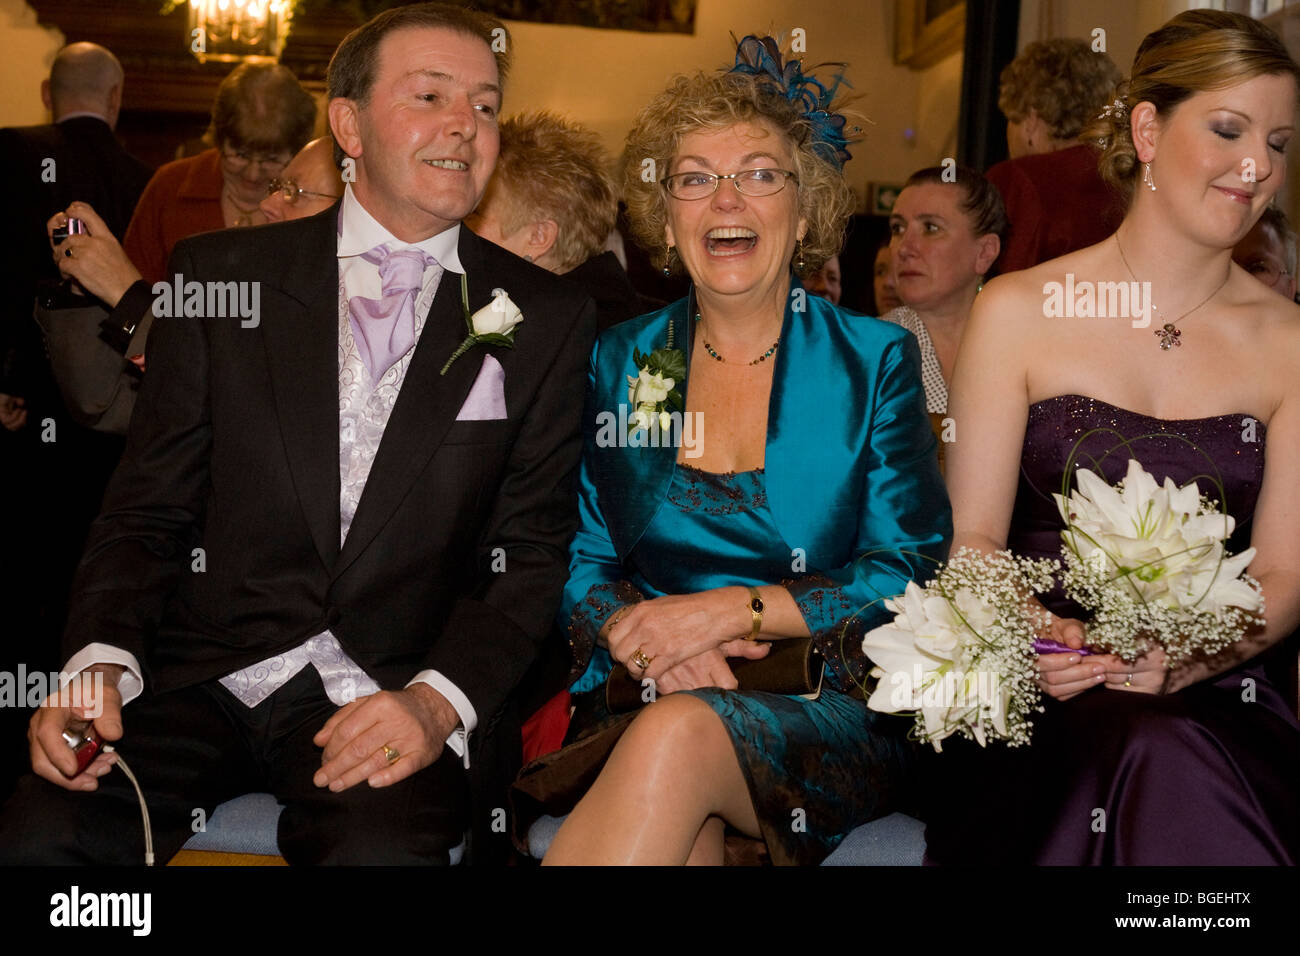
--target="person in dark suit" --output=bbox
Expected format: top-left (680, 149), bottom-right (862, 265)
top-left (0, 42), bottom-right (152, 426)
top-left (0, 3), bottom-right (594, 865)
top-left (0, 41), bottom-right (152, 802)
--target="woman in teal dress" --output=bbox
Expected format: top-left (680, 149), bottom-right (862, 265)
top-left (541, 40), bottom-right (951, 865)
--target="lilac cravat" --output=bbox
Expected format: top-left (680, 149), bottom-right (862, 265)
top-left (348, 244), bottom-right (437, 382)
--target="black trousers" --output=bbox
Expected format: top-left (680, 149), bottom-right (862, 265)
top-left (0, 666), bottom-right (469, 865)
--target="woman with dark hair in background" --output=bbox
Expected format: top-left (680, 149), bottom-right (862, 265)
top-left (871, 237), bottom-right (901, 314)
top-left (879, 165), bottom-right (1005, 414)
top-left (123, 62), bottom-right (317, 284)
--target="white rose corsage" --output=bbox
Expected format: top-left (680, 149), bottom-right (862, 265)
top-left (440, 276), bottom-right (523, 375)
top-left (625, 321), bottom-right (685, 436)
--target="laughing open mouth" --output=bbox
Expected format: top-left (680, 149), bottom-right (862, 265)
top-left (424, 159), bottom-right (469, 171)
top-left (706, 226), bottom-right (757, 256)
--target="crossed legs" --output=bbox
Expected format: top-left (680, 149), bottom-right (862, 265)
top-left (543, 694), bottom-right (757, 865)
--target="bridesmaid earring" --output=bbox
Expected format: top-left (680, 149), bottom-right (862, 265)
top-left (1143, 162), bottom-right (1157, 192)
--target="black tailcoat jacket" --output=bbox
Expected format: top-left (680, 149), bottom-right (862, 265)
top-left (62, 205), bottom-right (596, 860)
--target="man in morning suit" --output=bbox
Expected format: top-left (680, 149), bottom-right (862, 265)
top-left (0, 42), bottom-right (153, 801)
top-left (0, 3), bottom-right (595, 864)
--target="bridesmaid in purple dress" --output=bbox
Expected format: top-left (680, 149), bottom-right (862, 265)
top-left (927, 9), bottom-right (1300, 865)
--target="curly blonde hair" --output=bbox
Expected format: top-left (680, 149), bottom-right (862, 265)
top-left (622, 70), bottom-right (854, 276)
top-left (1082, 9), bottom-right (1300, 203)
top-left (998, 38), bottom-right (1122, 141)
top-left (493, 111), bottom-right (618, 273)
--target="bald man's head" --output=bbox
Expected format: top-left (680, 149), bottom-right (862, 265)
top-left (43, 43), bottom-right (124, 126)
top-left (259, 137), bottom-right (344, 222)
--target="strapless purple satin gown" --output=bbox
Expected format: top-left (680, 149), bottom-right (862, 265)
top-left (922, 395), bottom-right (1300, 865)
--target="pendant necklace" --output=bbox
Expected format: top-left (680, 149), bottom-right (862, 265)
top-left (695, 312), bottom-right (779, 365)
top-left (1114, 232), bottom-right (1230, 350)
top-left (223, 187), bottom-right (261, 228)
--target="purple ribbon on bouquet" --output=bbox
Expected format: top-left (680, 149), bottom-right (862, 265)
top-left (1033, 638), bottom-right (1094, 656)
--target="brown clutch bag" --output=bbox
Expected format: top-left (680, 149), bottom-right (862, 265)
top-left (604, 638), bottom-right (824, 713)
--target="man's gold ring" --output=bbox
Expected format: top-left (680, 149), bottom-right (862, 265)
top-left (382, 745), bottom-right (400, 764)
top-left (631, 648), bottom-right (653, 674)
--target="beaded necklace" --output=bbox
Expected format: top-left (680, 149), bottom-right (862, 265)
top-left (695, 312), bottom-right (780, 365)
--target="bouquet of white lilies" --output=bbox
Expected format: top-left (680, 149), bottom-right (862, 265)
top-left (862, 548), bottom-right (1059, 751)
top-left (1055, 459), bottom-right (1264, 668)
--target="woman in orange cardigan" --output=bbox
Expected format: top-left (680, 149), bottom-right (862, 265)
top-left (123, 62), bottom-right (316, 284)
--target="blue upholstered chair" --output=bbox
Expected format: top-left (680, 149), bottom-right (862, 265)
top-left (172, 793), bottom-right (467, 864)
top-left (524, 812), bottom-right (926, 865)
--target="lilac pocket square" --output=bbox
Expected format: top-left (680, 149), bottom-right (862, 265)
top-left (455, 354), bottom-right (507, 421)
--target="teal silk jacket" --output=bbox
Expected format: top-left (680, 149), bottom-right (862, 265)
top-left (561, 282), bottom-right (953, 693)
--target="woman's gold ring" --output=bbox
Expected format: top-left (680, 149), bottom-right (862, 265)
top-left (631, 648), bottom-right (653, 673)
top-left (382, 745), bottom-right (400, 764)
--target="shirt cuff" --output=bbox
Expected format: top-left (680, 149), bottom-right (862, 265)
top-left (61, 644), bottom-right (144, 705)
top-left (406, 670), bottom-right (477, 769)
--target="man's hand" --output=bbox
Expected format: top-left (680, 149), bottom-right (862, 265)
top-left (0, 393), bottom-right (27, 431)
top-left (28, 664), bottom-right (124, 791)
top-left (312, 684), bottom-right (459, 793)
top-left (48, 202), bottom-right (143, 307)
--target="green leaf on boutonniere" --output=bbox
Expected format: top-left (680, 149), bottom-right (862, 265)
top-left (474, 332), bottom-right (516, 347)
top-left (460, 272), bottom-right (472, 333)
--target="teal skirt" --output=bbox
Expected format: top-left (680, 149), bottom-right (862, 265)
top-left (679, 686), bottom-right (918, 865)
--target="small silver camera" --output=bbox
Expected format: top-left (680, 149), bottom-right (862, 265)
top-left (52, 217), bottom-right (87, 243)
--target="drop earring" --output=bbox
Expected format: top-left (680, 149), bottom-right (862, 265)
top-left (662, 245), bottom-right (676, 276)
top-left (795, 239), bottom-right (806, 272)
top-left (1143, 162), bottom-right (1157, 192)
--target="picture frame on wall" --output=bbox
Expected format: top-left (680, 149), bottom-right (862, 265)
top-left (895, 0), bottom-right (965, 69)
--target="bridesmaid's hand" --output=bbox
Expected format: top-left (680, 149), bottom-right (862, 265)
top-left (1035, 613), bottom-right (1120, 701)
top-left (654, 640), bottom-right (771, 695)
top-left (1102, 646), bottom-right (1168, 694)
top-left (606, 588), bottom-right (751, 681)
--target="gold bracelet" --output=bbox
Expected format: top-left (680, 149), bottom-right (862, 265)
top-left (746, 586), bottom-right (764, 641)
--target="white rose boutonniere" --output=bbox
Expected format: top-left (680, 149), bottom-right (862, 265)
top-left (440, 277), bottom-right (523, 375)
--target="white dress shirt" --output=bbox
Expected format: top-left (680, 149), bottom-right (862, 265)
top-left (65, 184), bottom-right (479, 767)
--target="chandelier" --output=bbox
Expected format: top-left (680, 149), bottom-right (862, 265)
top-left (188, 0), bottom-right (294, 63)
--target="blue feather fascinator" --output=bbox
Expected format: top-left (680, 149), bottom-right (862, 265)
top-left (728, 34), bottom-right (858, 169)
